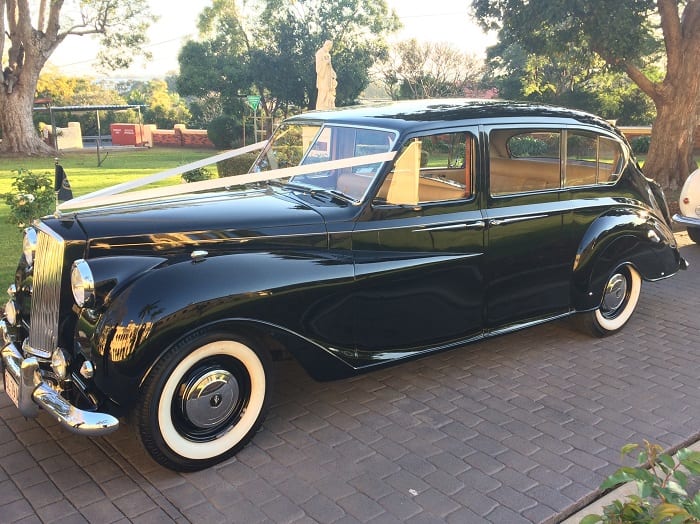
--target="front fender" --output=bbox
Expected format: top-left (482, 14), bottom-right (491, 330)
top-left (571, 207), bottom-right (682, 311)
top-left (88, 250), bottom-right (356, 403)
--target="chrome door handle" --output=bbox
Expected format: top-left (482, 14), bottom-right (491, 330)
top-left (413, 221), bottom-right (485, 233)
top-left (489, 214), bottom-right (547, 226)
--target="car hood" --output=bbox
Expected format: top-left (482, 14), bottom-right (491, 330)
top-left (70, 188), bottom-right (328, 242)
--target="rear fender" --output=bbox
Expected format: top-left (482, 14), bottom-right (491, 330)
top-left (571, 207), bottom-right (680, 311)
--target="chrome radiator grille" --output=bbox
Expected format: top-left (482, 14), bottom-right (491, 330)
top-left (27, 226), bottom-right (65, 359)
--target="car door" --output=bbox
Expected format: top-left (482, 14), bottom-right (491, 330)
top-left (483, 126), bottom-right (572, 329)
top-left (350, 128), bottom-right (486, 354)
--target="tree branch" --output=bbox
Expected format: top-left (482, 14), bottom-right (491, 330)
top-left (45, 0), bottom-right (63, 40)
top-left (0, 1), bottom-right (6, 62)
top-left (37, 0), bottom-right (46, 33)
top-left (7, 0), bottom-right (17, 35)
top-left (623, 61), bottom-right (661, 103)
top-left (658, 0), bottom-right (682, 76)
top-left (15, 0), bottom-right (31, 38)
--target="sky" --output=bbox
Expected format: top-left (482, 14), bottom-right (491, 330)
top-left (48, 0), bottom-right (496, 79)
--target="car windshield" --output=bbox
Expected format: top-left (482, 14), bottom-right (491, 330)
top-left (251, 122), bottom-right (397, 202)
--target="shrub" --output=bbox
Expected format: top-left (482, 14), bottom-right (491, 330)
top-left (181, 167), bottom-right (213, 183)
top-left (631, 136), bottom-right (651, 154)
top-left (581, 441), bottom-right (700, 524)
top-left (216, 153), bottom-right (259, 178)
top-left (2, 169), bottom-right (55, 229)
top-left (508, 135), bottom-right (552, 157)
top-left (207, 115), bottom-right (242, 149)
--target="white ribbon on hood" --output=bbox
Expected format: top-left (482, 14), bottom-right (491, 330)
top-left (58, 141), bottom-right (396, 211)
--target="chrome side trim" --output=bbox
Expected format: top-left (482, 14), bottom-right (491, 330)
top-left (489, 214), bottom-right (548, 226)
top-left (413, 221), bottom-right (486, 233)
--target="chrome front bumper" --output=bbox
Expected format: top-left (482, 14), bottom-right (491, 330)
top-left (673, 213), bottom-right (700, 228)
top-left (0, 319), bottom-right (119, 436)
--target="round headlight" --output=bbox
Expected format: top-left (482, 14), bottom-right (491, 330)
top-left (23, 228), bottom-right (38, 266)
top-left (51, 348), bottom-right (69, 380)
top-left (71, 260), bottom-right (95, 308)
top-left (4, 300), bottom-right (17, 326)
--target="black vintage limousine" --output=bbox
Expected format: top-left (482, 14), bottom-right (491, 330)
top-left (1, 99), bottom-right (687, 471)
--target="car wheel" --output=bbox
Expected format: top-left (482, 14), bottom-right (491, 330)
top-left (581, 265), bottom-right (642, 337)
top-left (137, 332), bottom-right (272, 471)
top-left (688, 227), bottom-right (700, 244)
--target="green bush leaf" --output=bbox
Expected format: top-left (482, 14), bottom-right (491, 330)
top-left (674, 469), bottom-right (688, 489)
top-left (659, 453), bottom-right (676, 471)
top-left (678, 450), bottom-right (700, 475)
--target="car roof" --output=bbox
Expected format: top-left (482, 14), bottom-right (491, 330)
top-left (286, 98), bottom-right (620, 137)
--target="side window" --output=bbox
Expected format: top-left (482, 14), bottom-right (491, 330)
top-left (490, 130), bottom-right (561, 195)
top-left (377, 132), bottom-right (474, 205)
top-left (598, 137), bottom-right (624, 183)
top-left (565, 132), bottom-right (598, 186)
top-left (564, 132), bottom-right (624, 187)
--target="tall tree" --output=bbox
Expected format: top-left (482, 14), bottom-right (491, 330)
top-left (0, 1), bottom-right (154, 155)
top-left (177, 0), bottom-right (399, 120)
top-left (483, 40), bottom-right (658, 125)
top-left (473, 0), bottom-right (700, 190)
top-left (377, 39), bottom-right (484, 100)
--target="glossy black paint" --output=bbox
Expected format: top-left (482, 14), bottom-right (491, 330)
top-left (13, 99), bottom-right (685, 414)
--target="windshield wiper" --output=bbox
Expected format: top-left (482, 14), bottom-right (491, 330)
top-left (267, 180), bottom-right (313, 192)
top-left (319, 189), bottom-right (359, 205)
top-left (269, 180), bottom-right (358, 204)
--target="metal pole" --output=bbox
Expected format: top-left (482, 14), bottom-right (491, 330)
top-left (253, 108), bottom-right (258, 144)
top-left (96, 110), bottom-right (102, 166)
top-left (49, 105), bottom-right (58, 152)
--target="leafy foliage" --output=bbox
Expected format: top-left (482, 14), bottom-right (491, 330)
top-left (207, 116), bottom-right (243, 149)
top-left (481, 39), bottom-right (657, 124)
top-left (0, 0), bottom-right (156, 154)
top-left (181, 168), bottom-right (213, 184)
top-left (631, 136), bottom-right (652, 155)
top-left (35, 71), bottom-right (137, 135)
top-left (177, 0), bottom-right (400, 139)
top-left (2, 170), bottom-right (56, 229)
top-left (470, 0), bottom-right (700, 190)
top-left (376, 39), bottom-right (484, 100)
top-left (216, 153), bottom-right (259, 178)
top-left (582, 441), bottom-right (700, 524)
top-left (124, 80), bottom-right (192, 129)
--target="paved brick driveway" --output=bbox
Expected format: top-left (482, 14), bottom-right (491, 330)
top-left (1, 233), bottom-right (698, 524)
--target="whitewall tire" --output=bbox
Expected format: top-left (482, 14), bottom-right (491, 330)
top-left (137, 332), bottom-right (272, 471)
top-left (581, 265), bottom-right (642, 337)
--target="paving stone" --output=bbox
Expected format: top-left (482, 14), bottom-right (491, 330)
top-left (0, 236), bottom-right (698, 523)
top-left (336, 492), bottom-right (385, 522)
top-left (301, 494), bottom-right (346, 523)
top-left (0, 498), bottom-right (36, 523)
top-left (261, 495), bottom-right (306, 523)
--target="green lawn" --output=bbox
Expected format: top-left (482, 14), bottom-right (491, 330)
top-left (0, 147), bottom-right (216, 284)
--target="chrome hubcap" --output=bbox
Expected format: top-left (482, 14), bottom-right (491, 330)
top-left (601, 273), bottom-right (627, 314)
top-left (180, 370), bottom-right (240, 429)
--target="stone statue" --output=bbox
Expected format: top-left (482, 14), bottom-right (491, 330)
top-left (315, 40), bottom-right (337, 110)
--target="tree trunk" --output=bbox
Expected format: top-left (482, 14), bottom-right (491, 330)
top-left (0, 16), bottom-right (55, 156)
top-left (0, 84), bottom-right (54, 155)
top-left (640, 0), bottom-right (700, 191)
top-left (644, 93), bottom-right (699, 191)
